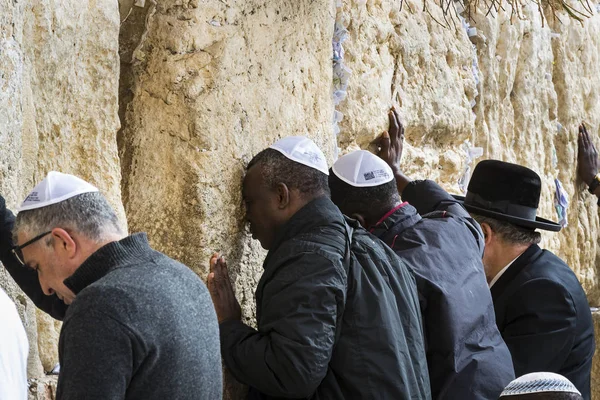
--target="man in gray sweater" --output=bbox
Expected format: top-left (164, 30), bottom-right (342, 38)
top-left (2, 171), bottom-right (222, 399)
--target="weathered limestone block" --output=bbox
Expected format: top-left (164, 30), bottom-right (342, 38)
top-left (119, 1), bottom-right (335, 396)
top-left (35, 310), bottom-right (61, 372)
top-left (470, 3), bottom-right (600, 302)
top-left (21, 0), bottom-right (125, 218)
top-left (120, 0), bottom-right (335, 321)
top-left (337, 0), bottom-right (476, 189)
top-left (27, 376), bottom-right (57, 400)
top-left (338, 0), bottom-right (600, 304)
top-left (0, 0), bottom-right (124, 388)
top-left (543, 9), bottom-right (600, 302)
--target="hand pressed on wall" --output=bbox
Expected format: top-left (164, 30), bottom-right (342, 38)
top-left (577, 123), bottom-right (599, 186)
top-left (373, 107), bottom-right (412, 194)
top-left (207, 254), bottom-right (242, 324)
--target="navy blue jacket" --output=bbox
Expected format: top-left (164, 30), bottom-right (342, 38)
top-left (491, 243), bottom-right (595, 400)
top-left (220, 197), bottom-right (431, 399)
top-left (371, 180), bottom-right (515, 400)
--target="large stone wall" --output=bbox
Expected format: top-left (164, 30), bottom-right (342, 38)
top-left (118, 0), bottom-right (336, 334)
top-left (1, 0), bottom-right (600, 398)
top-left (337, 0), bottom-right (600, 307)
top-left (0, 0), bottom-right (124, 398)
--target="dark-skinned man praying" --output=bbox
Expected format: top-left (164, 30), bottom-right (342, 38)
top-left (207, 136), bottom-right (431, 400)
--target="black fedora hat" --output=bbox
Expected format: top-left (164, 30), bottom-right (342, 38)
top-left (453, 160), bottom-right (561, 232)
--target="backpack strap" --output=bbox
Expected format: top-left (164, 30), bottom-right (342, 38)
top-left (331, 220), bottom-right (354, 347)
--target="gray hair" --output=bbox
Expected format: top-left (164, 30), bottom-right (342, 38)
top-left (13, 192), bottom-right (123, 245)
top-left (471, 214), bottom-right (541, 246)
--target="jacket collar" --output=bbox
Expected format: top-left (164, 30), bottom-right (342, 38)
top-left (63, 233), bottom-right (152, 295)
top-left (264, 196), bottom-right (344, 265)
top-left (370, 202), bottom-right (421, 245)
top-left (490, 243), bottom-right (543, 301)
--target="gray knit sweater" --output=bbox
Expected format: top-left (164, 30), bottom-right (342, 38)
top-left (55, 233), bottom-right (222, 400)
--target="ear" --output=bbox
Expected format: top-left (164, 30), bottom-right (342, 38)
top-left (50, 228), bottom-right (77, 259)
top-left (350, 213), bottom-right (367, 228)
top-left (275, 183), bottom-right (291, 209)
top-left (479, 222), bottom-right (493, 246)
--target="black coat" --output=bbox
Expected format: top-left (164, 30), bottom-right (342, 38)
top-left (220, 197), bottom-right (431, 399)
top-left (492, 244), bottom-right (595, 400)
top-left (371, 180), bottom-right (515, 400)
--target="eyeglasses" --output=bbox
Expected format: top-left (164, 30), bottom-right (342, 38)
top-left (12, 231), bottom-right (52, 267)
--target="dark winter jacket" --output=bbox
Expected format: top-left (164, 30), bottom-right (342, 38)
top-left (492, 243), bottom-right (595, 400)
top-left (220, 196), bottom-right (431, 400)
top-left (370, 180), bottom-right (515, 400)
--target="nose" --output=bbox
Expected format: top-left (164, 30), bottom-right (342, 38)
top-left (38, 278), bottom-right (54, 296)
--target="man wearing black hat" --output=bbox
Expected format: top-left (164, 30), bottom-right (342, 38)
top-left (456, 160), bottom-right (595, 399)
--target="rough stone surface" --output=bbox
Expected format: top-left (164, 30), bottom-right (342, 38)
top-left (118, 2), bottom-right (335, 396)
top-left (27, 376), bottom-right (57, 400)
top-left (0, 0), bottom-right (125, 395)
top-left (118, 0), bottom-right (336, 337)
top-left (1, 0), bottom-right (600, 398)
top-left (338, 0), bottom-right (600, 304)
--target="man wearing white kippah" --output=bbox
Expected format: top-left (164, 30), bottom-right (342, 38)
top-left (328, 108), bottom-right (514, 399)
top-left (208, 137), bottom-right (431, 399)
top-left (499, 372), bottom-right (583, 399)
top-left (0, 171), bottom-right (222, 399)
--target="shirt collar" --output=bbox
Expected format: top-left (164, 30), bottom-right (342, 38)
top-left (489, 253), bottom-right (522, 288)
top-left (368, 202), bottom-right (408, 233)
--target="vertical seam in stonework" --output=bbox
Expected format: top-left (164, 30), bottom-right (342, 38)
top-left (130, 0), bottom-right (157, 64)
top-left (332, 1), bottom-right (350, 159)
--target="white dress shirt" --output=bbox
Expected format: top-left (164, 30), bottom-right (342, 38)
top-left (489, 254), bottom-right (522, 289)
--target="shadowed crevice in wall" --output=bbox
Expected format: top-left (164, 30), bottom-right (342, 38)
top-left (117, 0), bottom-right (155, 213)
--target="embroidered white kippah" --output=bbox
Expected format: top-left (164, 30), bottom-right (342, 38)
top-left (332, 150), bottom-right (394, 187)
top-left (18, 171), bottom-right (99, 212)
top-left (269, 136), bottom-right (329, 175)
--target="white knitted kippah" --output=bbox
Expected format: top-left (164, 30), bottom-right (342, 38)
top-left (18, 171), bottom-right (99, 212)
top-left (269, 136), bottom-right (329, 175)
top-left (500, 372), bottom-right (581, 396)
top-left (332, 150), bottom-right (394, 187)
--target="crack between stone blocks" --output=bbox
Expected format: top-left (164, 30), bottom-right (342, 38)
top-left (130, 0), bottom-right (157, 64)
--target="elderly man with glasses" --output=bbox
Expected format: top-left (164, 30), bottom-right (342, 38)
top-left (0, 171), bottom-right (222, 400)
